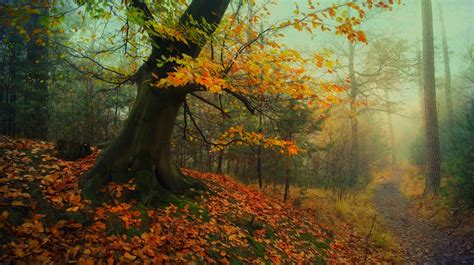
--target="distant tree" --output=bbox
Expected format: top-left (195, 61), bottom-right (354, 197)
top-left (348, 42), bottom-right (360, 186)
top-left (0, 0), bottom-right (50, 139)
top-left (438, 3), bottom-right (454, 132)
top-left (421, 0), bottom-right (441, 195)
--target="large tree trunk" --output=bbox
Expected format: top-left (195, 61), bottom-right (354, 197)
top-left (421, 0), bottom-right (441, 195)
top-left (81, 67), bottom-right (189, 201)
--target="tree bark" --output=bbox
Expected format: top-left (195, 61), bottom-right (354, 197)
top-left (256, 109), bottom-right (263, 189)
top-left (81, 67), bottom-right (189, 200)
top-left (283, 134), bottom-right (292, 203)
top-left (283, 154), bottom-right (290, 203)
top-left (421, 0), bottom-right (441, 195)
top-left (417, 50), bottom-right (425, 120)
top-left (217, 149), bottom-right (224, 174)
top-left (81, 0), bottom-right (231, 202)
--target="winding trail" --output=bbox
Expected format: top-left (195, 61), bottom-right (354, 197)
top-left (373, 170), bottom-right (474, 264)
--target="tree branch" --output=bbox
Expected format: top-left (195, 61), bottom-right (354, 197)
top-left (190, 93), bottom-right (231, 118)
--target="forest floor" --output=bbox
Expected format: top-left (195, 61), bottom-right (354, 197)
top-left (373, 168), bottom-right (474, 263)
top-left (2, 136), bottom-right (472, 263)
top-left (0, 136), bottom-right (394, 264)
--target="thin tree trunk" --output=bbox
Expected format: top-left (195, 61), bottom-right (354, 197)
top-left (439, 4), bottom-right (454, 130)
top-left (7, 50), bottom-right (17, 136)
top-left (283, 134), bottom-right (292, 203)
top-left (283, 154), bottom-right (290, 203)
top-left (256, 109), bottom-right (263, 188)
top-left (26, 6), bottom-right (49, 140)
top-left (207, 145), bottom-right (213, 172)
top-left (217, 149), bottom-right (224, 174)
top-left (225, 156), bottom-right (231, 174)
top-left (385, 90), bottom-right (397, 170)
top-left (417, 50), bottom-right (425, 120)
top-left (421, 0), bottom-right (441, 195)
top-left (348, 42), bottom-right (359, 185)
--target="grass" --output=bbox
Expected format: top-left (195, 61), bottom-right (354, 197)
top-left (398, 165), bottom-right (474, 236)
top-left (312, 188), bottom-right (399, 250)
top-left (260, 171), bottom-right (404, 262)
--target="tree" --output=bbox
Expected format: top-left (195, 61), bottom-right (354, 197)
top-left (439, 3), bottom-right (454, 131)
top-left (81, 0), bottom-right (232, 201)
top-left (0, 0), bottom-right (50, 139)
top-left (1, 0), bottom-right (394, 203)
top-left (421, 0), bottom-right (441, 195)
top-left (348, 42), bottom-right (360, 186)
top-left (25, 2), bottom-right (50, 139)
top-left (364, 38), bottom-right (410, 171)
top-left (384, 89), bottom-right (397, 169)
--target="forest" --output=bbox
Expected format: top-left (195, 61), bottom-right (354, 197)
top-left (0, 0), bottom-right (473, 263)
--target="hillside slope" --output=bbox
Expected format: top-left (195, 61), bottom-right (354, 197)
top-left (0, 136), bottom-right (394, 264)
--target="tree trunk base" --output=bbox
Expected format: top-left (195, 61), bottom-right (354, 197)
top-left (80, 144), bottom-right (203, 206)
top-left (80, 165), bottom-right (203, 206)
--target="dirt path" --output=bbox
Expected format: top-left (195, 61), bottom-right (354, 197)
top-left (374, 170), bottom-right (474, 264)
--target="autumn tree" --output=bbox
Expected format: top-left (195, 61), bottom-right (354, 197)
top-left (78, 0), bottom-right (236, 202)
top-left (81, 0), bottom-right (396, 203)
top-left (3, 0), bottom-right (396, 203)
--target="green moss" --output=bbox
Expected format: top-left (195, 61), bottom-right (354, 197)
top-left (206, 249), bottom-right (221, 261)
top-left (54, 212), bottom-right (92, 225)
top-left (133, 170), bottom-right (162, 205)
top-left (3, 206), bottom-right (31, 226)
top-left (298, 232), bottom-right (330, 259)
top-left (104, 204), bottom-right (150, 238)
top-left (313, 256), bottom-right (327, 265)
top-left (229, 257), bottom-right (244, 265)
top-left (247, 237), bottom-right (266, 258)
top-left (232, 214), bottom-right (265, 235)
top-left (264, 224), bottom-right (277, 239)
top-left (187, 202), bottom-right (210, 221)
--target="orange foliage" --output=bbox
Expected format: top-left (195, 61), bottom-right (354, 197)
top-left (211, 125), bottom-right (299, 156)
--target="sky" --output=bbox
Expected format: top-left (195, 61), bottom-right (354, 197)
top-left (260, 0), bottom-right (474, 160)
top-left (265, 0), bottom-right (473, 74)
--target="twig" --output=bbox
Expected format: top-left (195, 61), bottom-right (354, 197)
top-left (363, 213), bottom-right (377, 264)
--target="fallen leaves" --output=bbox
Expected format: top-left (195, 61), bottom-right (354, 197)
top-left (0, 136), bottom-right (331, 263)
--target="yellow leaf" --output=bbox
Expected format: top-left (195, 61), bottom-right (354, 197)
top-left (325, 60), bottom-right (334, 69)
top-left (12, 201), bottom-right (24, 206)
top-left (2, 211), bottom-right (9, 219)
top-left (124, 252), bottom-right (136, 261)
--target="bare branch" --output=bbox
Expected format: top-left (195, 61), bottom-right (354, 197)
top-left (190, 93), bottom-right (231, 118)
